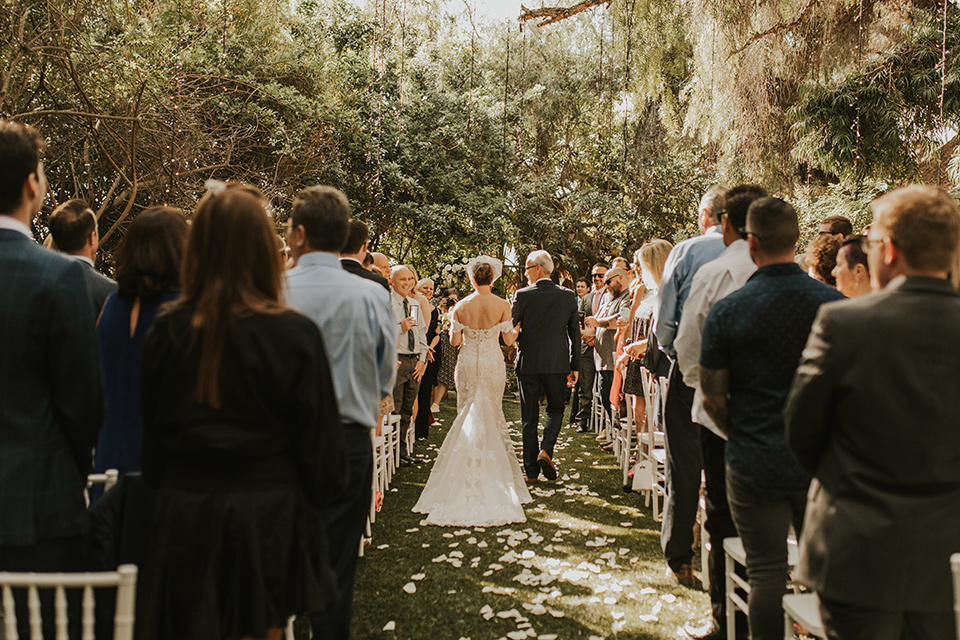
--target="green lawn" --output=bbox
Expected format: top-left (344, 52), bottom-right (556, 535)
top-left (351, 397), bottom-right (709, 640)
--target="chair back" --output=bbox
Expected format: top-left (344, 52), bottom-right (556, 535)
top-left (0, 564), bottom-right (137, 640)
top-left (952, 553), bottom-right (960, 639)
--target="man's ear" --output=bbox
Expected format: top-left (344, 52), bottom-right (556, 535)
top-left (883, 238), bottom-right (899, 267)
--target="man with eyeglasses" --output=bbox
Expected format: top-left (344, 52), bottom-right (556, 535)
top-left (585, 267), bottom-right (631, 426)
top-left (573, 263), bottom-right (608, 432)
top-left (786, 185), bottom-right (960, 640)
top-left (652, 185), bottom-right (727, 590)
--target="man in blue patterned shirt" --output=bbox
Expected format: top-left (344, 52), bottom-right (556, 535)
top-left (699, 197), bottom-right (844, 640)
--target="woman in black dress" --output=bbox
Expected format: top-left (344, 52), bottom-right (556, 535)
top-left (414, 278), bottom-right (439, 438)
top-left (137, 182), bottom-right (345, 640)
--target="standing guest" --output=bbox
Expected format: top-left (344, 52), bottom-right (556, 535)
top-left (432, 296), bottom-right (459, 412)
top-left (390, 265), bottom-right (428, 463)
top-left (0, 120), bottom-right (104, 640)
top-left (818, 215), bottom-right (853, 239)
top-left (699, 197), bottom-right (844, 640)
top-left (573, 263), bottom-right (608, 432)
top-left (137, 182), bottom-right (345, 640)
top-left (575, 277), bottom-right (589, 298)
top-left (371, 252), bottom-right (391, 280)
top-left (672, 184), bottom-right (766, 639)
top-left (283, 185), bottom-right (396, 640)
top-left (785, 185), bottom-right (960, 640)
top-left (584, 267), bottom-right (631, 423)
top-left (806, 233), bottom-right (841, 286)
top-left (831, 234), bottom-right (872, 298)
top-left (612, 256), bottom-right (630, 272)
top-left (653, 185), bottom-right (728, 588)
top-left (619, 240), bottom-right (672, 429)
top-left (47, 198), bottom-right (116, 313)
top-left (512, 250), bottom-right (580, 483)
top-left (570, 276), bottom-right (591, 419)
top-left (414, 278), bottom-right (440, 438)
top-left (340, 218), bottom-right (389, 290)
top-left (95, 207), bottom-right (188, 481)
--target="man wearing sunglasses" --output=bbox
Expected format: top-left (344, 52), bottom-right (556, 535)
top-left (573, 263), bottom-right (608, 432)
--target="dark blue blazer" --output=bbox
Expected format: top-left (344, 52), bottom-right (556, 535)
top-left (0, 228), bottom-right (104, 545)
top-left (512, 279), bottom-right (580, 375)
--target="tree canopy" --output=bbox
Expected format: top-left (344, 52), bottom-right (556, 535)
top-left (1, 0), bottom-right (956, 286)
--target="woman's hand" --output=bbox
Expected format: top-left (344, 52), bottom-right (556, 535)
top-left (624, 339), bottom-right (648, 360)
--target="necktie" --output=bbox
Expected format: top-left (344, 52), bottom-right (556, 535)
top-left (403, 298), bottom-right (415, 351)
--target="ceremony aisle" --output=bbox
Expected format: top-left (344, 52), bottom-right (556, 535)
top-left (349, 399), bottom-right (710, 640)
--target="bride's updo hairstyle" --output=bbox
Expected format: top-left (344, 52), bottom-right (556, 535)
top-left (472, 262), bottom-right (494, 286)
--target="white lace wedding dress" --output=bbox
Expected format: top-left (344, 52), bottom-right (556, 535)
top-left (413, 319), bottom-right (532, 526)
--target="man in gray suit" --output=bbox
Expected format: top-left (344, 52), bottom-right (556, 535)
top-left (785, 185), bottom-right (960, 640)
top-left (48, 198), bottom-right (116, 313)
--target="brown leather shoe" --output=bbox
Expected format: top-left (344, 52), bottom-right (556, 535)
top-left (666, 563), bottom-right (696, 588)
top-left (537, 450), bottom-right (558, 481)
top-left (524, 477), bottom-right (539, 485)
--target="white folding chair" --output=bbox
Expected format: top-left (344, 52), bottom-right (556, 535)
top-left (783, 593), bottom-right (825, 639)
top-left (404, 417), bottom-right (415, 459)
top-left (951, 553), bottom-right (960, 639)
top-left (634, 369), bottom-right (666, 519)
top-left (616, 401), bottom-right (636, 489)
top-left (726, 536), bottom-right (801, 640)
top-left (0, 564), bottom-right (137, 640)
top-left (84, 469), bottom-right (119, 507)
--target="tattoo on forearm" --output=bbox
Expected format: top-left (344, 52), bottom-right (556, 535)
top-left (699, 366), bottom-right (730, 433)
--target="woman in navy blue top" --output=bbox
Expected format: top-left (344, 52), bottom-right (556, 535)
top-left (95, 207), bottom-right (187, 479)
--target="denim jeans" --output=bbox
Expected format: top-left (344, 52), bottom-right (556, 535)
top-left (725, 466), bottom-right (806, 640)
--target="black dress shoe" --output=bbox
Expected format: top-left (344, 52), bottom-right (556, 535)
top-left (681, 615), bottom-right (723, 640)
top-left (576, 426), bottom-right (588, 433)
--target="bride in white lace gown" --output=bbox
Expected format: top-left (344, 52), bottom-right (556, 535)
top-left (413, 256), bottom-right (532, 526)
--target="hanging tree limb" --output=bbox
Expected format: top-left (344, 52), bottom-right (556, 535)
top-left (519, 0), bottom-right (610, 27)
top-left (727, 0), bottom-right (819, 58)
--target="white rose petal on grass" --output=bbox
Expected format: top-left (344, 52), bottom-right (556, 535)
top-left (405, 528), bottom-right (419, 533)
top-left (661, 594), bottom-right (677, 603)
top-left (382, 621), bottom-right (395, 631)
top-left (651, 601), bottom-right (663, 615)
top-left (538, 635), bottom-right (558, 640)
top-left (402, 582), bottom-right (416, 594)
top-left (411, 573), bottom-right (425, 581)
top-left (638, 614), bottom-right (658, 622)
top-left (620, 522), bottom-right (633, 527)
top-left (640, 587), bottom-right (656, 595)
top-left (376, 544), bottom-right (389, 550)
top-left (497, 608), bottom-right (521, 619)
top-left (507, 632), bottom-right (528, 640)
top-left (548, 609), bottom-right (565, 618)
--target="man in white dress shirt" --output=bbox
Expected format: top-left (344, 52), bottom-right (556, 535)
top-left (674, 184), bottom-right (767, 639)
top-left (390, 265), bottom-right (428, 463)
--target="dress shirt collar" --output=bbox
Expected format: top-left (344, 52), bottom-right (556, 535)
top-left (296, 251), bottom-right (342, 269)
top-left (705, 224), bottom-right (723, 237)
top-left (535, 277), bottom-right (553, 286)
top-left (340, 256), bottom-right (362, 266)
top-left (0, 215), bottom-right (32, 239)
top-left (885, 274), bottom-right (960, 297)
top-left (74, 255), bottom-right (95, 268)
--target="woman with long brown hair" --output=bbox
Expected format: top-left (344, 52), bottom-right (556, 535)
top-left (137, 182), bottom-right (345, 640)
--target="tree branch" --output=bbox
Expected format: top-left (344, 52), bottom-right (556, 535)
top-left (727, 0), bottom-right (819, 59)
top-left (519, 0), bottom-right (610, 27)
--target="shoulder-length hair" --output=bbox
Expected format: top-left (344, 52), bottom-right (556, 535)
top-left (179, 182), bottom-right (285, 407)
top-left (114, 206), bottom-right (188, 299)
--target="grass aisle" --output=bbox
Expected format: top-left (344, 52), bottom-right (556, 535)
top-left (352, 397), bottom-right (708, 640)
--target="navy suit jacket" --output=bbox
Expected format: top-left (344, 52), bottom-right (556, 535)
top-left (512, 279), bottom-right (580, 375)
top-left (0, 228), bottom-right (104, 545)
top-left (78, 259), bottom-right (117, 314)
top-left (340, 257), bottom-right (390, 291)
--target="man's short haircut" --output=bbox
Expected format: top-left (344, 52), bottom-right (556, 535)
top-left (700, 185), bottom-right (729, 225)
top-left (48, 199), bottom-right (96, 253)
top-left (0, 120), bottom-right (45, 216)
top-left (820, 215), bottom-right (854, 237)
top-left (390, 264), bottom-right (413, 279)
top-left (591, 262), bottom-right (609, 273)
top-left (612, 257), bottom-right (629, 271)
top-left (747, 197), bottom-right (800, 256)
top-left (872, 185), bottom-right (960, 273)
top-left (839, 234), bottom-right (868, 272)
top-left (724, 184), bottom-right (768, 238)
top-left (342, 218), bottom-right (369, 255)
top-left (527, 250), bottom-right (554, 275)
top-left (576, 276), bottom-right (589, 286)
top-left (290, 185), bottom-right (350, 253)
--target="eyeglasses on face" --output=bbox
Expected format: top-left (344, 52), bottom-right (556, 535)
top-left (591, 273), bottom-right (604, 279)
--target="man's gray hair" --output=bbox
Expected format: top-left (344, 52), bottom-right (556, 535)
top-left (390, 265), bottom-right (413, 279)
top-left (527, 250), bottom-right (554, 275)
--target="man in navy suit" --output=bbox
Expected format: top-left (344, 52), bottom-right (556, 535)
top-left (512, 250), bottom-right (580, 483)
top-left (0, 121), bottom-right (104, 636)
top-left (47, 198), bottom-right (117, 313)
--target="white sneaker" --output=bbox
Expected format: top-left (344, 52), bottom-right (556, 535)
top-left (430, 403), bottom-right (440, 413)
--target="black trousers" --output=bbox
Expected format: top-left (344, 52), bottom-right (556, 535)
top-left (701, 428), bottom-right (738, 627)
top-left (660, 362), bottom-right (703, 570)
top-left (818, 597), bottom-right (954, 640)
top-left (597, 369), bottom-right (614, 421)
top-left (311, 430), bottom-right (374, 640)
top-left (518, 373), bottom-right (567, 479)
top-left (574, 348), bottom-right (596, 428)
